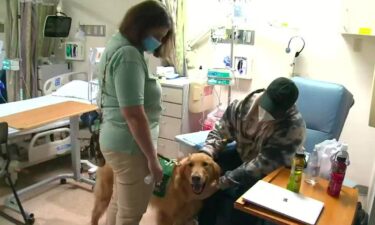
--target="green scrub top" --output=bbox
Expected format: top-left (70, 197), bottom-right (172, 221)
top-left (98, 32), bottom-right (162, 154)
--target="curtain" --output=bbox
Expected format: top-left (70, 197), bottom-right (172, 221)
top-left (162, 0), bottom-right (186, 76)
top-left (5, 0), bottom-right (57, 101)
top-left (20, 1), bottom-right (38, 99)
top-left (5, 0), bottom-right (20, 102)
top-left (19, 0), bottom-right (57, 99)
top-left (35, 1), bottom-right (57, 95)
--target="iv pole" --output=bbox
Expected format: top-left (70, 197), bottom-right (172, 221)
top-left (227, 0), bottom-right (237, 107)
top-left (220, 0), bottom-right (250, 106)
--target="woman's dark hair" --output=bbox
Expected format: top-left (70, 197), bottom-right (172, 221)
top-left (119, 0), bottom-right (175, 62)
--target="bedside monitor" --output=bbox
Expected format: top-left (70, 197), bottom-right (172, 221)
top-left (44, 15), bottom-right (72, 38)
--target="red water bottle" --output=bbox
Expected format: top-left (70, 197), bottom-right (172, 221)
top-left (327, 146), bottom-right (349, 197)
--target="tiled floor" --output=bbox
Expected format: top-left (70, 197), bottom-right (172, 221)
top-left (0, 156), bottom-right (157, 225)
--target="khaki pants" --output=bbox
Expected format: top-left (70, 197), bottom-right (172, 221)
top-left (102, 150), bottom-right (153, 225)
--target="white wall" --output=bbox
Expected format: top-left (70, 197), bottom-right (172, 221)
top-left (61, 0), bottom-right (160, 74)
top-left (283, 0), bottom-right (375, 188)
top-left (187, 0), bottom-right (375, 186)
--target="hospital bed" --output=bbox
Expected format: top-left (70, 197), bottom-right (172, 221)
top-left (0, 72), bottom-right (99, 222)
top-left (0, 71), bottom-right (99, 182)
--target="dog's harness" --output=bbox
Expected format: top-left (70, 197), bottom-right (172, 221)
top-left (153, 154), bottom-right (179, 197)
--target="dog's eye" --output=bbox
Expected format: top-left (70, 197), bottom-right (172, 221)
top-left (202, 162), bottom-right (208, 167)
top-left (188, 162), bottom-right (194, 167)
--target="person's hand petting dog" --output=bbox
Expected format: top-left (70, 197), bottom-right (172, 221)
top-left (198, 150), bottom-right (238, 190)
top-left (217, 175), bottom-right (239, 190)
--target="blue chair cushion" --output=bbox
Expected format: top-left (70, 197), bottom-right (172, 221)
top-left (304, 129), bottom-right (332, 153)
top-left (292, 77), bottom-right (354, 152)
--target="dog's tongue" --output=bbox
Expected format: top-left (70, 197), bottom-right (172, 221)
top-left (192, 183), bottom-right (204, 194)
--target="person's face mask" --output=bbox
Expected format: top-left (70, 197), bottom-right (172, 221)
top-left (258, 106), bottom-right (274, 122)
top-left (142, 36), bottom-right (162, 53)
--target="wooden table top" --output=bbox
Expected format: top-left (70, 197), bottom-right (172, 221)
top-left (0, 101), bottom-right (97, 130)
top-left (234, 167), bottom-right (358, 225)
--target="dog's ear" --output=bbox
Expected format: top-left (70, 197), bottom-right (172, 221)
top-left (174, 157), bottom-right (190, 189)
top-left (211, 161), bottom-right (221, 181)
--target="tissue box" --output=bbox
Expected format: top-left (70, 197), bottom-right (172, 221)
top-left (156, 66), bottom-right (175, 76)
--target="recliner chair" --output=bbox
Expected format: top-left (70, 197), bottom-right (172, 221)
top-left (291, 76), bottom-right (354, 153)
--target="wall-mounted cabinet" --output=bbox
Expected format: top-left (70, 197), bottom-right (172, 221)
top-left (342, 0), bottom-right (375, 37)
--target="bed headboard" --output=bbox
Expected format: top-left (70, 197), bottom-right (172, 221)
top-left (43, 71), bottom-right (88, 95)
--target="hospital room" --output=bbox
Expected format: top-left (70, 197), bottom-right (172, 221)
top-left (0, 0), bottom-right (375, 224)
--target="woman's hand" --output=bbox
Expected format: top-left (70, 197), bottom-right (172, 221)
top-left (148, 158), bottom-right (163, 183)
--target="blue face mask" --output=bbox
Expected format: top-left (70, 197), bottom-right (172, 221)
top-left (142, 36), bottom-right (162, 53)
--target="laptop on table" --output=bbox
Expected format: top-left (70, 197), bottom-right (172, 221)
top-left (242, 180), bottom-right (324, 225)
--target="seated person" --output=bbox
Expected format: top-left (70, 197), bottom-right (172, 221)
top-left (198, 77), bottom-right (306, 225)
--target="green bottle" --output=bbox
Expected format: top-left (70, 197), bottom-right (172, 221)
top-left (287, 151), bottom-right (306, 193)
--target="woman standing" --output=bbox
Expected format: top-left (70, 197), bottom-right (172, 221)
top-left (98, 1), bottom-right (175, 224)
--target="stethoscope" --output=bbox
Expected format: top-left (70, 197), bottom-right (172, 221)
top-left (286, 36), bottom-right (305, 57)
top-left (286, 36), bottom-right (305, 75)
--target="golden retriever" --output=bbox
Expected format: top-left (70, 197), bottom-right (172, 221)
top-left (91, 153), bottom-right (221, 225)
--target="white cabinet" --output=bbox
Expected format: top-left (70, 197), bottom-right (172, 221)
top-left (161, 86), bottom-right (184, 104)
top-left (342, 0), bottom-right (375, 36)
top-left (157, 78), bottom-right (198, 159)
top-left (159, 116), bottom-right (182, 140)
top-left (157, 138), bottom-right (180, 159)
top-left (162, 102), bottom-right (183, 118)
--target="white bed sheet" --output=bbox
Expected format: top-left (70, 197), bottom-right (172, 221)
top-left (51, 79), bottom-right (99, 101)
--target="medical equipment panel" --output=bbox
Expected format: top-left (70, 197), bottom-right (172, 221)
top-left (207, 68), bottom-right (234, 86)
top-left (65, 41), bottom-right (85, 61)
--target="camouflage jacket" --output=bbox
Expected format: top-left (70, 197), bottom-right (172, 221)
top-left (201, 89), bottom-right (306, 188)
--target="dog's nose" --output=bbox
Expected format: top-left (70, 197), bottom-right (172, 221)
top-left (192, 175), bottom-right (201, 183)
